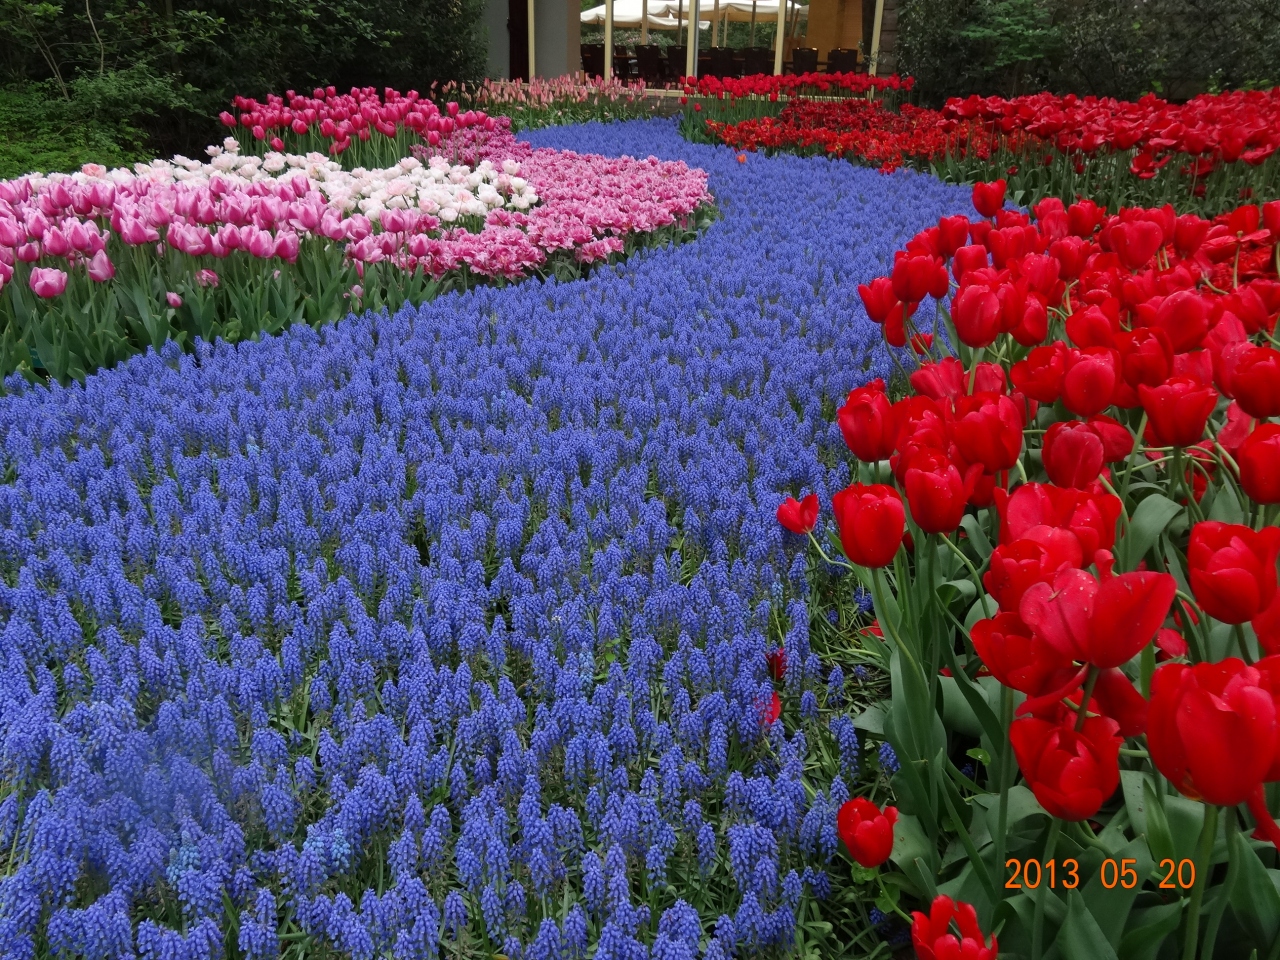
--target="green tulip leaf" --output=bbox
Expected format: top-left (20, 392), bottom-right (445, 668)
top-left (1117, 902), bottom-right (1183, 960)
top-left (1081, 835), bottom-right (1152, 948)
top-left (851, 702), bottom-right (886, 736)
top-left (1119, 494), bottom-right (1181, 569)
top-left (1057, 889), bottom-right (1119, 960)
top-left (1228, 829), bottom-right (1280, 950)
top-left (959, 514), bottom-right (993, 559)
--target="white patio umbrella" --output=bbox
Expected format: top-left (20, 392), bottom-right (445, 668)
top-left (580, 0), bottom-right (706, 28)
top-left (714, 0), bottom-right (807, 22)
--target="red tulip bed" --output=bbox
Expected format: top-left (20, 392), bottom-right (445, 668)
top-left (776, 179), bottom-right (1280, 957)
top-left (693, 87), bottom-right (1280, 217)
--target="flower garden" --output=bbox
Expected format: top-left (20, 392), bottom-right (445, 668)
top-left (1, 73), bottom-right (1280, 960)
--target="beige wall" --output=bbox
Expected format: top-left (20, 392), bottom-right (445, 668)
top-left (801, 0), bottom-right (863, 57)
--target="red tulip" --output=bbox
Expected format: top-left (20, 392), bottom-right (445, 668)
top-left (995, 482), bottom-right (1123, 561)
top-left (972, 179), bottom-right (1006, 218)
top-left (950, 392), bottom-right (1023, 473)
top-left (1231, 346), bottom-right (1280, 419)
top-left (831, 483), bottom-right (905, 568)
top-left (1111, 219), bottom-right (1164, 270)
top-left (858, 276), bottom-right (904, 331)
top-left (1148, 658), bottom-right (1278, 806)
top-left (1011, 343), bottom-right (1066, 403)
top-left (984, 530), bottom-right (1083, 613)
top-left (1062, 347), bottom-right (1119, 416)
top-left (1010, 711), bottom-right (1121, 820)
top-left (951, 284), bottom-right (1002, 347)
top-left (767, 647), bottom-right (787, 681)
top-left (1187, 521), bottom-right (1280, 624)
top-left (838, 380), bottom-right (895, 462)
top-left (1239, 424), bottom-right (1280, 504)
top-left (1042, 421), bottom-right (1105, 488)
top-left (909, 358), bottom-right (1005, 403)
top-left (901, 449), bottom-right (980, 534)
top-left (836, 798), bottom-right (897, 868)
top-left (952, 244), bottom-right (989, 282)
top-left (1152, 289), bottom-right (1212, 353)
top-left (1139, 377), bottom-right (1217, 447)
top-left (1082, 667), bottom-right (1149, 737)
top-left (1087, 415), bottom-right (1134, 462)
top-left (937, 215), bottom-right (970, 257)
top-left (776, 494), bottom-right (819, 535)
top-left (892, 255), bottom-right (946, 304)
top-left (911, 896), bottom-right (998, 960)
top-left (1018, 568), bottom-right (1177, 668)
top-left (910, 332), bottom-right (934, 355)
top-left (971, 611), bottom-right (1075, 694)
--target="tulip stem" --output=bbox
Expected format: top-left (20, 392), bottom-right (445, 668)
top-left (1233, 624), bottom-right (1254, 665)
top-left (993, 685), bottom-right (1014, 876)
top-left (1181, 803), bottom-right (1219, 960)
top-left (1200, 809), bottom-right (1239, 960)
top-left (1074, 667), bottom-right (1099, 732)
top-left (1031, 817), bottom-right (1062, 960)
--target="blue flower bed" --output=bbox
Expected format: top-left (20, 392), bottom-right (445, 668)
top-left (0, 119), bottom-right (969, 960)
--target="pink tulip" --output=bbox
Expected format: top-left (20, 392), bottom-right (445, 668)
top-left (195, 269), bottom-right (219, 288)
top-left (87, 250), bottom-right (115, 282)
top-left (29, 266), bottom-right (68, 298)
top-left (0, 217), bottom-right (23, 247)
top-left (166, 291), bottom-right (183, 308)
top-left (16, 242), bottom-right (41, 263)
top-left (247, 229), bottom-right (275, 258)
top-left (43, 228), bottom-right (71, 258)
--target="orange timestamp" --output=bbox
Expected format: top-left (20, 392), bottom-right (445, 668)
top-left (1005, 857), bottom-right (1196, 890)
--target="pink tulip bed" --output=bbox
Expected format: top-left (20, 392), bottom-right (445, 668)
top-left (0, 108), bottom-right (713, 383)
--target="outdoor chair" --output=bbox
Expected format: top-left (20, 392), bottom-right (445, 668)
top-left (826, 48), bottom-right (859, 74)
top-left (791, 47), bottom-right (819, 75)
top-left (635, 45), bottom-right (667, 85)
top-left (581, 44), bottom-right (606, 79)
top-left (743, 46), bottom-right (774, 77)
top-left (667, 45), bottom-right (689, 80)
top-left (708, 47), bottom-right (738, 78)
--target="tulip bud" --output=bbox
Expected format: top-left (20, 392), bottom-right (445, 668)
top-left (831, 483), bottom-right (905, 568)
top-left (971, 179), bottom-right (1006, 218)
top-left (837, 380), bottom-right (895, 462)
top-left (1042, 420), bottom-right (1104, 488)
top-left (836, 798), bottom-right (897, 868)
top-left (1011, 711), bottom-right (1122, 820)
top-left (1188, 521), bottom-right (1280, 624)
top-left (1139, 376), bottom-right (1218, 447)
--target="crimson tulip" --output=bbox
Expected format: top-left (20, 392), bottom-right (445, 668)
top-left (1042, 421), bottom-right (1105, 488)
top-left (1139, 376), bottom-right (1218, 447)
top-left (892, 254), bottom-right (947, 304)
top-left (831, 483), bottom-right (905, 568)
top-left (971, 179), bottom-right (1006, 218)
top-left (909, 358), bottom-right (1005, 403)
top-left (951, 392), bottom-right (1023, 473)
top-left (901, 449), bottom-right (980, 534)
top-left (1231, 346), bottom-right (1280, 419)
top-left (995, 482), bottom-right (1123, 560)
top-left (1115, 327), bottom-right (1173, 396)
top-left (1019, 567), bottom-right (1176, 668)
top-left (1087, 414), bottom-right (1134, 462)
top-left (951, 284), bottom-right (1002, 347)
top-left (1062, 347), bottom-right (1119, 416)
top-left (1011, 343), bottom-right (1067, 403)
top-left (911, 896), bottom-right (998, 960)
top-left (760, 690), bottom-right (781, 725)
top-left (1086, 667), bottom-right (1149, 737)
top-left (1111, 219), bottom-right (1165, 270)
top-left (971, 611), bottom-right (1075, 694)
top-left (838, 380), bottom-right (895, 462)
top-left (1153, 289), bottom-right (1213, 353)
top-left (953, 244), bottom-right (989, 282)
top-left (1148, 658), bottom-right (1278, 806)
top-left (937, 215), bottom-right (970, 257)
top-left (858, 277), bottom-right (903, 327)
top-left (1239, 424), bottom-right (1280, 504)
top-left (836, 798), bottom-right (897, 868)
top-left (776, 494), bottom-right (819, 535)
top-left (1011, 711), bottom-right (1121, 820)
top-left (1187, 521), bottom-right (1280, 623)
top-left (984, 531), bottom-right (1083, 613)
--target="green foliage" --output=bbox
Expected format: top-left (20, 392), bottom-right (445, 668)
top-left (896, 0), bottom-right (1280, 105)
top-left (0, 0), bottom-right (488, 174)
top-left (0, 82), bottom-right (149, 179)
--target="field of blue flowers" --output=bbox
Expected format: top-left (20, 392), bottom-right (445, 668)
top-left (0, 119), bottom-right (971, 960)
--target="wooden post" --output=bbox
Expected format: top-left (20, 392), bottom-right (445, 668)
top-left (527, 0), bottom-right (537, 78)
top-left (750, 0), bottom-right (757, 46)
top-left (604, 0), bottom-right (614, 78)
top-left (869, 0), bottom-right (884, 77)
top-left (641, 0), bottom-right (649, 44)
top-left (773, 0), bottom-right (786, 75)
top-left (712, 0), bottom-right (720, 46)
